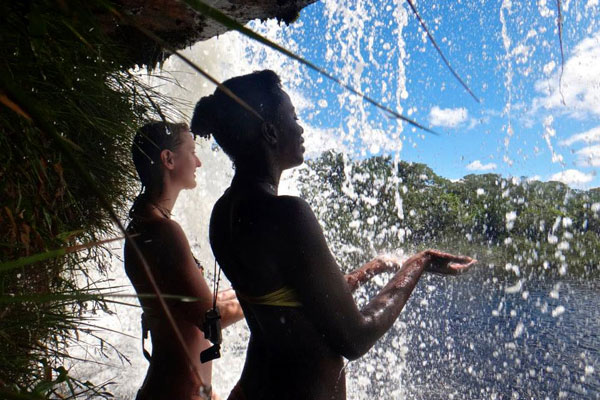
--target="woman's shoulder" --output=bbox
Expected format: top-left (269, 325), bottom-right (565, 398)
top-left (151, 219), bottom-right (189, 249)
top-left (278, 194), bottom-right (309, 203)
top-left (273, 195), bottom-right (315, 217)
top-left (127, 217), bottom-right (187, 245)
top-left (267, 195), bottom-right (324, 239)
top-left (125, 218), bottom-right (195, 272)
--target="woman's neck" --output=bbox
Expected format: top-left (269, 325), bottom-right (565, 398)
top-left (234, 158), bottom-right (282, 188)
top-left (233, 170), bottom-right (281, 195)
top-left (146, 181), bottom-right (180, 219)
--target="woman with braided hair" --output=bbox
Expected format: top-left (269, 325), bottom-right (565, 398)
top-left (124, 121), bottom-right (243, 400)
top-left (192, 70), bottom-right (476, 400)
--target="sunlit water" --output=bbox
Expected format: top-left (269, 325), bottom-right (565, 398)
top-left (71, 239), bottom-right (600, 399)
top-left (384, 268), bottom-right (600, 399)
top-left (69, 1), bottom-right (600, 398)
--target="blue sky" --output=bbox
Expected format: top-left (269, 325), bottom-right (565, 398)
top-left (255, 0), bottom-right (600, 189)
top-left (154, 1), bottom-right (599, 189)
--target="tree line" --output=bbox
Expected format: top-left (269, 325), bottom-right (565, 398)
top-left (296, 151), bottom-right (600, 277)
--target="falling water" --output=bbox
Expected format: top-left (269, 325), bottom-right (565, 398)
top-left (69, 1), bottom-right (600, 398)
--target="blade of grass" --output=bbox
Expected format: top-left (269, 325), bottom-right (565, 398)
top-left (62, 21), bottom-right (94, 51)
top-left (0, 292), bottom-right (210, 305)
top-left (405, 0), bottom-right (480, 103)
top-left (0, 91), bottom-right (32, 119)
top-left (0, 235), bottom-right (129, 272)
top-left (77, 321), bottom-right (138, 339)
top-left (178, 0), bottom-right (438, 134)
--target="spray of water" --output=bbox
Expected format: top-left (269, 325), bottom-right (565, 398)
top-left (69, 1), bottom-right (600, 398)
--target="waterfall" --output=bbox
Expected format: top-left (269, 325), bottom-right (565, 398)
top-left (68, 1), bottom-right (600, 398)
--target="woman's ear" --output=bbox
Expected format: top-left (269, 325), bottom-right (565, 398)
top-left (261, 121), bottom-right (278, 146)
top-left (160, 149), bottom-right (176, 170)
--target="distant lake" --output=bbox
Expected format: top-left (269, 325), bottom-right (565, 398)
top-left (349, 262), bottom-right (600, 399)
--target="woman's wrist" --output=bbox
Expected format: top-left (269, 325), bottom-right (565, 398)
top-left (374, 255), bottom-right (402, 272)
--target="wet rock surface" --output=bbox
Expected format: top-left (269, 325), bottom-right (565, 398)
top-left (101, 0), bottom-right (316, 66)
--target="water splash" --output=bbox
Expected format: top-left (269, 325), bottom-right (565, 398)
top-left (69, 1), bottom-right (600, 398)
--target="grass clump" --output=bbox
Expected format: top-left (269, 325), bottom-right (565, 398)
top-left (0, 1), bottom-right (177, 397)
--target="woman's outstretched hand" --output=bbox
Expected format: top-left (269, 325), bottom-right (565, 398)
top-left (420, 249), bottom-right (477, 275)
top-left (345, 250), bottom-right (475, 290)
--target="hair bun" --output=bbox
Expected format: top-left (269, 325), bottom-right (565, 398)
top-left (191, 94), bottom-right (218, 139)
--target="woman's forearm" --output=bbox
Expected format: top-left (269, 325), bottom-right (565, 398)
top-left (217, 287), bottom-right (237, 302)
top-left (217, 299), bottom-right (244, 328)
top-left (345, 253), bottom-right (430, 359)
top-left (345, 257), bottom-right (401, 292)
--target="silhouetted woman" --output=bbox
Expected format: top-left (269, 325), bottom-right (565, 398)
top-left (125, 121), bottom-right (243, 400)
top-left (191, 71), bottom-right (475, 400)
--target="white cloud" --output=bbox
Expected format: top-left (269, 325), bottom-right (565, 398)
top-left (549, 169), bottom-right (595, 188)
top-left (558, 125), bottom-right (600, 167)
top-left (559, 125), bottom-right (600, 146)
top-left (466, 160), bottom-right (497, 171)
top-left (532, 32), bottom-right (600, 118)
top-left (428, 106), bottom-right (468, 128)
top-left (575, 144), bottom-right (600, 167)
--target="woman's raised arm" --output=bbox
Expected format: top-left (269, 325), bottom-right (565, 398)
top-left (278, 196), bottom-right (475, 360)
top-left (345, 257), bottom-right (398, 292)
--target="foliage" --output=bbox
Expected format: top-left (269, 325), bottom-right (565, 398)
top-left (0, 1), bottom-right (175, 397)
top-left (297, 151), bottom-right (600, 277)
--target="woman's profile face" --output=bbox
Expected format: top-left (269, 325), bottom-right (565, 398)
top-left (171, 131), bottom-right (202, 189)
top-left (276, 90), bottom-right (305, 169)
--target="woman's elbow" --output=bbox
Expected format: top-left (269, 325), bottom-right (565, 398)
top-left (330, 330), bottom-right (372, 360)
top-left (336, 341), bottom-right (370, 361)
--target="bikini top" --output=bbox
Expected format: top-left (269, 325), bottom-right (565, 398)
top-left (128, 217), bottom-right (206, 360)
top-left (236, 286), bottom-right (302, 308)
top-left (223, 186), bottom-right (302, 308)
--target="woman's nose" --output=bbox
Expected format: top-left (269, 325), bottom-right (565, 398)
top-left (196, 156), bottom-right (202, 168)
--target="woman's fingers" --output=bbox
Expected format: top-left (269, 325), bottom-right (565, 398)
top-left (447, 258), bottom-right (477, 273)
top-left (426, 249), bottom-right (473, 263)
top-left (374, 250), bottom-right (476, 276)
top-left (425, 251), bottom-right (477, 275)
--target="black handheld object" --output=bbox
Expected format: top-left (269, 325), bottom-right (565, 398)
top-left (200, 307), bottom-right (222, 363)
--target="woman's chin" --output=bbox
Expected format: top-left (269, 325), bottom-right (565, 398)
top-left (186, 180), bottom-right (198, 189)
